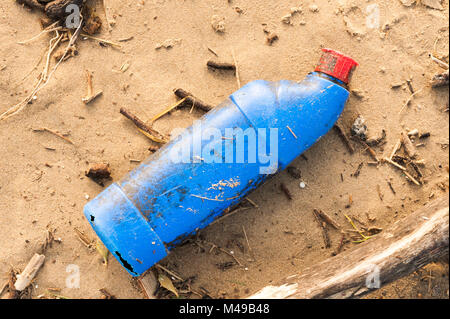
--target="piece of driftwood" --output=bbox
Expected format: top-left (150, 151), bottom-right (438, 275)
top-left (14, 254), bottom-right (45, 291)
top-left (249, 196), bottom-right (449, 299)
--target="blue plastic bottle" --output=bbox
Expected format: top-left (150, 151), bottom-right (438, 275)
top-left (84, 49), bottom-right (358, 276)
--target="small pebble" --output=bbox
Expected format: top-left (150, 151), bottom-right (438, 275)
top-left (299, 181), bottom-right (306, 189)
top-left (85, 194), bottom-right (90, 200)
top-left (281, 14), bottom-right (292, 24)
top-left (309, 4), bottom-right (319, 12)
top-left (211, 15), bottom-right (226, 33)
top-left (407, 129), bottom-right (419, 136)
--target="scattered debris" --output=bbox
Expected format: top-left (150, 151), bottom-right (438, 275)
top-left (281, 14), bottom-right (293, 25)
top-left (401, 133), bottom-right (417, 158)
top-left (5, 270), bottom-right (19, 299)
top-left (345, 194), bottom-right (353, 208)
top-left (95, 240), bottom-right (109, 265)
top-left (99, 288), bottom-right (116, 299)
top-left (352, 162), bottom-right (364, 178)
top-left (344, 214), bottom-right (372, 243)
top-left (151, 97), bottom-right (187, 122)
top-left (280, 183), bottom-right (293, 200)
top-left (45, 288), bottom-right (69, 299)
top-left (83, 10), bottom-right (102, 36)
top-left (314, 209), bottom-right (341, 230)
top-left (408, 129), bottom-right (419, 137)
top-left (376, 184), bottom-right (384, 201)
top-left (281, 6), bottom-right (303, 25)
top-left (400, 0), bottom-right (416, 7)
top-left (366, 129), bottom-right (387, 147)
top-left (430, 53), bottom-right (449, 69)
top-left (16, 0), bottom-right (84, 21)
top-left (114, 61), bottom-right (131, 73)
top-left (74, 227), bottom-right (93, 248)
top-left (265, 32), bottom-right (279, 45)
top-left (85, 163), bottom-right (111, 186)
top-left (120, 107), bottom-right (168, 144)
top-left (431, 70), bottom-right (449, 88)
top-left (173, 88), bottom-right (214, 112)
top-left (350, 115), bottom-right (368, 141)
top-left (389, 139), bottom-right (402, 161)
top-left (419, 132), bottom-right (431, 139)
top-left (391, 81), bottom-right (403, 89)
top-left (421, 0), bottom-right (444, 10)
top-left (1, 17), bottom-right (83, 121)
top-left (81, 34), bottom-right (122, 48)
top-left (14, 253), bottom-right (45, 291)
top-left (32, 127), bottom-right (74, 145)
top-left (54, 45), bottom-right (78, 62)
top-left (82, 70), bottom-right (103, 104)
top-left (334, 123), bottom-right (355, 153)
top-left (399, 86), bottom-right (425, 114)
top-left (158, 273), bottom-right (179, 297)
top-left (155, 38), bottom-right (182, 50)
top-left (286, 166), bottom-right (301, 179)
top-left (387, 180), bottom-right (396, 195)
top-left (211, 15), bottom-right (226, 33)
top-left (102, 0), bottom-right (116, 30)
top-left (309, 4), bottom-right (320, 12)
top-left (313, 209), bottom-right (331, 248)
top-left (262, 24), bottom-right (279, 45)
top-left (38, 228), bottom-right (55, 255)
top-left (334, 234), bottom-right (346, 255)
top-left (359, 139), bottom-right (380, 162)
top-left (361, 226), bottom-right (383, 236)
top-left (406, 78), bottom-right (415, 94)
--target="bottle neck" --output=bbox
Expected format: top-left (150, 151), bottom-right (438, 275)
top-left (311, 71), bottom-right (348, 89)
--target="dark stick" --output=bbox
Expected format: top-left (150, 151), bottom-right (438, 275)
top-left (280, 183), bottom-right (293, 200)
top-left (387, 180), bottom-right (396, 195)
top-left (206, 60), bottom-right (236, 71)
top-left (335, 234), bottom-right (346, 255)
top-left (313, 210), bottom-right (331, 248)
top-left (173, 88), bottom-right (213, 112)
top-left (333, 124), bottom-right (355, 154)
top-left (314, 209), bottom-right (341, 230)
top-left (120, 107), bottom-right (167, 143)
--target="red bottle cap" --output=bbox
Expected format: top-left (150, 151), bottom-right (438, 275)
top-left (315, 48), bottom-right (358, 84)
